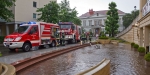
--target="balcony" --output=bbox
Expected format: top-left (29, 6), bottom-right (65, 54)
top-left (82, 24), bottom-right (105, 28)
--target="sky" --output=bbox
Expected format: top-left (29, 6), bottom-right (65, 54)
top-left (57, 0), bottom-right (140, 17)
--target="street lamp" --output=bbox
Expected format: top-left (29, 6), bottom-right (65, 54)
top-left (134, 6), bottom-right (137, 18)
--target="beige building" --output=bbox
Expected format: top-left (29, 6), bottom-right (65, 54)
top-left (0, 0), bottom-right (57, 36)
top-left (137, 0), bottom-right (150, 52)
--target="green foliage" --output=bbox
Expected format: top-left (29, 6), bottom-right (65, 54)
top-left (0, 36), bottom-right (5, 44)
top-left (123, 10), bottom-right (139, 28)
top-left (37, 1), bottom-right (60, 23)
top-left (138, 47), bottom-right (145, 53)
top-left (99, 31), bottom-right (108, 39)
top-left (144, 53), bottom-right (150, 62)
top-left (131, 42), bottom-right (135, 47)
top-left (109, 37), bottom-right (118, 40)
top-left (99, 37), bottom-right (109, 39)
top-left (37, 0), bottom-right (81, 25)
top-left (89, 31), bottom-right (93, 37)
top-left (133, 44), bottom-right (139, 49)
top-left (119, 40), bottom-right (126, 43)
top-left (59, 0), bottom-right (81, 25)
top-left (0, 53), bottom-right (2, 57)
top-left (100, 31), bottom-right (106, 37)
top-left (0, 0), bottom-right (15, 22)
top-left (105, 2), bottom-right (119, 37)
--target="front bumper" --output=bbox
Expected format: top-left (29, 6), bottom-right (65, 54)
top-left (3, 42), bottom-right (24, 49)
top-left (65, 35), bottom-right (73, 40)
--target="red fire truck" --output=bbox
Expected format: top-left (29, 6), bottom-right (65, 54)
top-left (3, 22), bottom-right (61, 52)
top-left (58, 22), bottom-right (82, 44)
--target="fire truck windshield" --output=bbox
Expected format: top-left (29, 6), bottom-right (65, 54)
top-left (14, 26), bottom-right (30, 33)
top-left (60, 25), bottom-right (71, 29)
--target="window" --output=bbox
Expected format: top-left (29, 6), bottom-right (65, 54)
top-left (89, 20), bottom-right (92, 26)
top-left (98, 19), bottom-right (102, 25)
top-left (60, 25), bottom-right (71, 29)
top-left (103, 19), bottom-right (106, 25)
top-left (30, 26), bottom-right (38, 34)
top-left (14, 26), bottom-right (30, 33)
top-left (119, 18), bottom-right (122, 24)
top-left (83, 20), bottom-right (86, 26)
top-left (94, 20), bottom-right (98, 25)
top-left (97, 13), bottom-right (99, 16)
top-left (33, 13), bottom-right (36, 19)
top-left (33, 1), bottom-right (37, 7)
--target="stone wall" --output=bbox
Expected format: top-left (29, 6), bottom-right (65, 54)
top-left (119, 26), bottom-right (139, 44)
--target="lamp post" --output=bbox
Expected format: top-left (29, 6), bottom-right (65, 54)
top-left (134, 6), bottom-right (137, 18)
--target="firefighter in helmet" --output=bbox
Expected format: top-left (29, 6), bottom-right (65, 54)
top-left (81, 32), bottom-right (87, 43)
top-left (61, 31), bottom-right (65, 45)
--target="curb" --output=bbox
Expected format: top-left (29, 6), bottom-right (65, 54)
top-left (0, 63), bottom-right (16, 75)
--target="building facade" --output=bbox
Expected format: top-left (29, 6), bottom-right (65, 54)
top-left (79, 9), bottom-right (125, 36)
top-left (0, 0), bottom-right (57, 36)
top-left (138, 0), bottom-right (150, 51)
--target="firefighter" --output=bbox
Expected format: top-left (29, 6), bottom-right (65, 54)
top-left (61, 32), bottom-right (65, 46)
top-left (81, 32), bottom-right (86, 43)
top-left (89, 33), bottom-right (92, 43)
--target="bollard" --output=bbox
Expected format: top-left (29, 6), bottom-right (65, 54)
top-left (80, 41), bottom-right (82, 45)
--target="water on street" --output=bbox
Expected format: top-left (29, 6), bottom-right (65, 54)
top-left (17, 43), bottom-right (150, 75)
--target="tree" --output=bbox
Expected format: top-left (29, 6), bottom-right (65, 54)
top-left (123, 10), bottom-right (139, 28)
top-left (122, 13), bottom-right (133, 28)
top-left (59, 0), bottom-right (71, 22)
top-left (0, 0), bottom-right (15, 22)
top-left (59, 0), bottom-right (81, 24)
top-left (37, 1), bottom-right (60, 23)
top-left (72, 17), bottom-right (81, 25)
top-left (36, 0), bottom-right (81, 25)
top-left (105, 2), bottom-right (119, 37)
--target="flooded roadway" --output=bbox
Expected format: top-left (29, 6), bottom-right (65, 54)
top-left (18, 43), bottom-right (150, 75)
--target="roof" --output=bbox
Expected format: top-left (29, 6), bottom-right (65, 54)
top-left (79, 10), bottom-right (125, 18)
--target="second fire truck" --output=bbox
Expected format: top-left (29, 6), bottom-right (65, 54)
top-left (58, 22), bottom-right (82, 44)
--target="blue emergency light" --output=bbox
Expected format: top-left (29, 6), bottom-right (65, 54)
top-left (20, 22), bottom-right (27, 25)
top-left (28, 21), bottom-right (36, 24)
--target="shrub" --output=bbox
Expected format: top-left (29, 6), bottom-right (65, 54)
top-left (133, 44), bottom-right (139, 49)
top-left (138, 47), bottom-right (145, 53)
top-left (144, 53), bottom-right (150, 62)
top-left (109, 37), bottom-right (118, 40)
top-left (0, 36), bottom-right (5, 44)
top-left (99, 36), bottom-right (109, 39)
top-left (131, 42), bottom-right (135, 47)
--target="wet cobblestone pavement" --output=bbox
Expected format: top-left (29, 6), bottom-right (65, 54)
top-left (17, 43), bottom-right (150, 75)
top-left (0, 44), bottom-right (80, 64)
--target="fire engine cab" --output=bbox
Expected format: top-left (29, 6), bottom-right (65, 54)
top-left (58, 22), bottom-right (82, 44)
top-left (3, 22), bottom-right (61, 52)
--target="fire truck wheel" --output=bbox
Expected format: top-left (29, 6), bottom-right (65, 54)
top-left (22, 43), bottom-right (31, 52)
top-left (9, 48), bottom-right (15, 52)
top-left (51, 41), bottom-right (56, 47)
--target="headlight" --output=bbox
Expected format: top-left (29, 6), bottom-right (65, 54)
top-left (4, 38), bottom-right (7, 41)
top-left (14, 37), bottom-right (22, 41)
